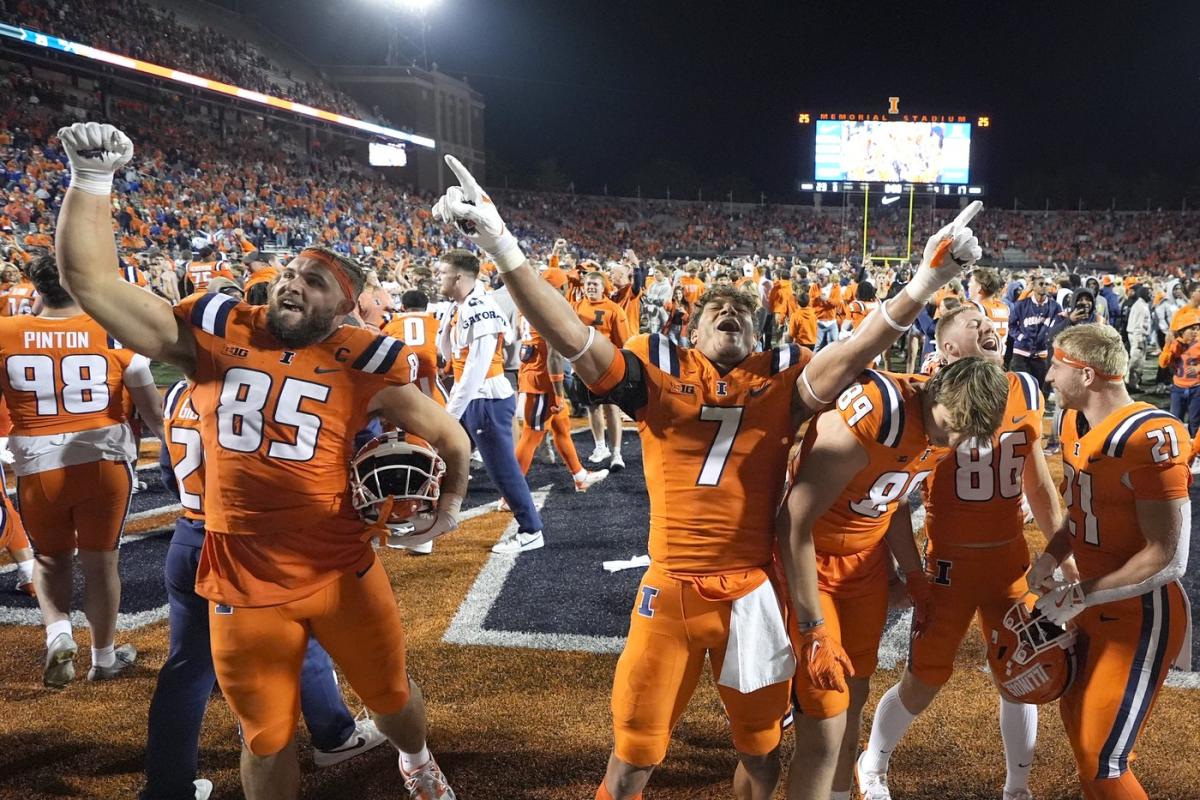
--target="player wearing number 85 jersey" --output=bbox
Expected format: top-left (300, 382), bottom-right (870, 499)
top-left (782, 358), bottom-right (1009, 800)
top-left (56, 120), bottom-right (472, 800)
top-left (1027, 324), bottom-right (1191, 800)
top-left (859, 306), bottom-right (1067, 800)
top-left (432, 157), bottom-right (986, 800)
top-left (0, 254), bottom-right (165, 688)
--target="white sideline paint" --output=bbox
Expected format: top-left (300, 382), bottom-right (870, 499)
top-left (444, 486), bottom-right (626, 654)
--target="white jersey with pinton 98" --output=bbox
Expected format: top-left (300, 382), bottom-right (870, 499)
top-left (0, 314), bottom-right (154, 476)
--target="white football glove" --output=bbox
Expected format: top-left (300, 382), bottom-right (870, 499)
top-left (56, 122), bottom-right (133, 196)
top-left (388, 495), bottom-right (462, 548)
top-left (1035, 581), bottom-right (1087, 626)
top-left (1025, 552), bottom-right (1060, 597)
top-left (431, 155), bottom-right (524, 271)
top-left (904, 200), bottom-right (983, 303)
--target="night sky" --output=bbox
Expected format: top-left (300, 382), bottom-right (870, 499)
top-left (231, 1), bottom-right (1199, 206)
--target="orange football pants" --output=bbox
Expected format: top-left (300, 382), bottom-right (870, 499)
top-left (791, 544), bottom-right (889, 719)
top-left (908, 535), bottom-right (1030, 686)
top-left (208, 556), bottom-right (410, 756)
top-left (16, 459), bottom-right (134, 555)
top-left (1061, 581), bottom-right (1187, 799)
top-left (515, 393), bottom-right (583, 475)
top-left (611, 564), bottom-right (790, 766)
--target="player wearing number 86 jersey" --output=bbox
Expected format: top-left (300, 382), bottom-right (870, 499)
top-left (782, 357), bottom-right (1009, 800)
top-left (1030, 324), bottom-right (1191, 800)
top-left (860, 306), bottom-right (1067, 800)
top-left (0, 254), bottom-right (165, 688)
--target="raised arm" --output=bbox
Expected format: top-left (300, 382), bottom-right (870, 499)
top-left (54, 123), bottom-right (196, 372)
top-left (430, 156), bottom-right (616, 385)
top-left (798, 202), bottom-right (983, 411)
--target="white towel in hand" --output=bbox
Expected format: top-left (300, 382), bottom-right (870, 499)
top-left (602, 554), bottom-right (651, 573)
top-left (718, 578), bottom-right (796, 693)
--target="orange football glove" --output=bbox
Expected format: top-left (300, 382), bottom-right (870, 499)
top-left (906, 569), bottom-right (935, 638)
top-left (796, 624), bottom-right (854, 692)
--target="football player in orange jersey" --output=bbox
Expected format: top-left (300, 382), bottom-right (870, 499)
top-left (56, 122), bottom-right (470, 800)
top-left (383, 290), bottom-right (447, 407)
top-left (858, 305), bottom-right (1068, 800)
top-left (433, 155), bottom-right (983, 800)
top-left (575, 271), bottom-right (632, 470)
top-left (0, 262), bottom-right (37, 316)
top-left (968, 266), bottom-right (1011, 347)
top-left (1026, 324), bottom-right (1191, 800)
top-left (181, 244), bottom-right (236, 295)
top-left (0, 254), bottom-right (165, 688)
top-left (512, 310), bottom-right (607, 491)
top-left (781, 357), bottom-right (1009, 800)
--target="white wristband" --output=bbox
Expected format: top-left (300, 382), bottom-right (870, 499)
top-left (69, 172), bottom-right (115, 196)
top-left (878, 300), bottom-right (909, 333)
top-left (490, 230), bottom-right (525, 273)
top-left (565, 327), bottom-right (596, 363)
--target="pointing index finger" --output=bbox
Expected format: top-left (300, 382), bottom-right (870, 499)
top-left (444, 155), bottom-right (478, 194)
top-left (949, 200), bottom-right (983, 235)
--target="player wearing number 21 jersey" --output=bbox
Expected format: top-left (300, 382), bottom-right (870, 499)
top-left (781, 357), bottom-right (1009, 800)
top-left (1028, 324), bottom-right (1190, 800)
top-left (860, 306), bottom-right (1066, 800)
top-left (0, 254), bottom-right (164, 688)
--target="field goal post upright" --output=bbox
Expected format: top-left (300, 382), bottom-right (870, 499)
top-left (861, 183), bottom-right (918, 270)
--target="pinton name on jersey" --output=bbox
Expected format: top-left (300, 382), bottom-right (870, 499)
top-left (23, 331), bottom-right (92, 349)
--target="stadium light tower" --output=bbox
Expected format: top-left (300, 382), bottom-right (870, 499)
top-left (381, 0), bottom-right (439, 69)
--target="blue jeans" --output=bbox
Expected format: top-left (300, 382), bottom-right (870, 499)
top-left (1170, 385), bottom-right (1200, 436)
top-left (815, 320), bottom-right (837, 351)
top-left (462, 395), bottom-right (544, 534)
top-left (141, 520), bottom-right (356, 799)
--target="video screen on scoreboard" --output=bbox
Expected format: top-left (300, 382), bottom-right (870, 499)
top-left (369, 142), bottom-right (407, 167)
top-left (813, 120), bottom-right (971, 184)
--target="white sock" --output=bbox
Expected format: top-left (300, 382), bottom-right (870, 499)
top-left (15, 558), bottom-right (33, 584)
top-left (830, 792), bottom-right (851, 800)
top-left (399, 744), bottom-right (431, 773)
top-left (573, 469), bottom-right (587, 481)
top-left (92, 644), bottom-right (115, 668)
top-left (862, 684), bottom-right (917, 774)
top-left (1000, 698), bottom-right (1037, 793)
top-left (45, 619), bottom-right (72, 648)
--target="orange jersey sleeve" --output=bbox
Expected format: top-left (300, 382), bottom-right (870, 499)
top-left (923, 371), bottom-right (1043, 545)
top-left (0, 314), bottom-right (143, 436)
top-left (174, 292), bottom-right (418, 606)
top-left (162, 380), bottom-right (205, 521)
top-left (1060, 404), bottom-right (1191, 579)
top-left (809, 371), bottom-right (942, 558)
top-left (590, 334), bottom-right (810, 575)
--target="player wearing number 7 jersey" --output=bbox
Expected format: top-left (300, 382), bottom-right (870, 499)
top-left (0, 254), bottom-right (165, 688)
top-left (431, 154), bottom-right (985, 800)
top-left (1028, 324), bottom-right (1190, 800)
top-left (859, 305), bottom-right (1067, 800)
top-left (781, 358), bottom-right (1009, 800)
top-left (55, 121), bottom-right (471, 800)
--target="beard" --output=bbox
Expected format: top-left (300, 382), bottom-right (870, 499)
top-left (266, 302), bottom-right (338, 348)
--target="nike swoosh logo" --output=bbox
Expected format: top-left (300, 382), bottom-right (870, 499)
top-left (314, 366), bottom-right (340, 374)
top-left (881, 196), bottom-right (900, 205)
top-left (749, 384), bottom-right (769, 397)
top-left (1010, 415), bottom-right (1025, 424)
top-left (1099, 613), bottom-right (1119, 622)
top-left (355, 563), bottom-right (372, 578)
top-left (1087, 455), bottom-right (1103, 463)
top-left (1018, 762), bottom-right (1031, 769)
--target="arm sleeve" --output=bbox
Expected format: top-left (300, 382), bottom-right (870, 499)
top-left (587, 349), bottom-right (648, 418)
top-left (445, 332), bottom-right (497, 420)
top-left (122, 353), bottom-right (156, 388)
top-left (631, 266), bottom-right (646, 296)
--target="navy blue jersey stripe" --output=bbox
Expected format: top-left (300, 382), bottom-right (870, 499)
top-left (1096, 588), bottom-right (1161, 778)
top-left (352, 335), bottom-right (386, 371)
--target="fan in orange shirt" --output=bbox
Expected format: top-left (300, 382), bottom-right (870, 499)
top-left (0, 254), bottom-right (165, 688)
top-left (679, 261), bottom-right (706, 306)
top-left (56, 120), bottom-right (472, 799)
top-left (787, 281), bottom-right (818, 348)
top-left (241, 250), bottom-right (279, 305)
top-left (1028, 325), bottom-right (1191, 800)
top-left (781, 358), bottom-right (1008, 800)
top-left (574, 271), bottom-right (632, 471)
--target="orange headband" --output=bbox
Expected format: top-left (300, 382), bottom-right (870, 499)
top-left (299, 248), bottom-right (356, 302)
top-left (1053, 347), bottom-right (1123, 381)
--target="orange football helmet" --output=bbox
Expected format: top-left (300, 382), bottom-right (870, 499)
top-left (987, 597), bottom-right (1078, 705)
top-left (349, 431), bottom-right (445, 525)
